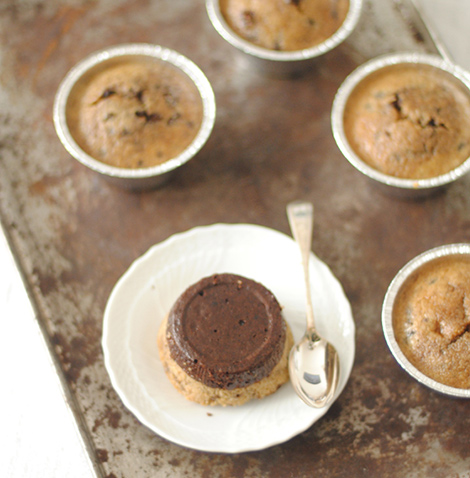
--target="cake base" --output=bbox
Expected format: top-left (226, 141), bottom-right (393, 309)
top-left (157, 315), bottom-right (294, 406)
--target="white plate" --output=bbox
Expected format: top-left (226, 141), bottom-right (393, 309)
top-left (102, 224), bottom-right (355, 453)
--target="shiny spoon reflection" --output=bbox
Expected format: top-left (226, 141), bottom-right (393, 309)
top-left (287, 201), bottom-right (340, 408)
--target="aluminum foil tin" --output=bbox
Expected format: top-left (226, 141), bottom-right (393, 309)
top-left (53, 43), bottom-right (216, 190)
top-left (382, 243), bottom-right (470, 398)
top-left (205, 0), bottom-right (363, 76)
top-left (331, 52), bottom-right (470, 197)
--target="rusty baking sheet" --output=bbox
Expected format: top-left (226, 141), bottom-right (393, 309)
top-left (2, 0), bottom-right (470, 477)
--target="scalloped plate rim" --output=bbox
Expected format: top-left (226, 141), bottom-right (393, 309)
top-left (102, 223), bottom-right (355, 453)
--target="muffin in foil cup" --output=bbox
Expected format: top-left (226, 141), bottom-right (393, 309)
top-left (382, 243), bottom-right (470, 398)
top-left (206, 0), bottom-right (363, 76)
top-left (331, 52), bottom-right (470, 197)
top-left (53, 43), bottom-right (216, 190)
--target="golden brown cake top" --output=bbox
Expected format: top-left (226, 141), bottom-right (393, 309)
top-left (344, 63), bottom-right (470, 179)
top-left (166, 273), bottom-right (286, 390)
top-left (67, 59), bottom-right (203, 169)
top-left (220, 0), bottom-right (350, 51)
top-left (393, 255), bottom-right (470, 388)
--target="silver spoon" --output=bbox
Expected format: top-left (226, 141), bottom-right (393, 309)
top-left (287, 201), bottom-right (340, 408)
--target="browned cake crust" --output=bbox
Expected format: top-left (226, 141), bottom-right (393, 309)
top-left (68, 59), bottom-right (203, 169)
top-left (220, 0), bottom-right (349, 51)
top-left (393, 255), bottom-right (470, 388)
top-left (344, 64), bottom-right (470, 179)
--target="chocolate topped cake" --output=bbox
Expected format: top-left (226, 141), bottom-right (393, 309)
top-left (158, 273), bottom-right (293, 406)
top-left (167, 273), bottom-right (286, 389)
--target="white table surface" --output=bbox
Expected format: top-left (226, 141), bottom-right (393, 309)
top-left (0, 225), bottom-right (95, 478)
top-left (1, 1), bottom-right (469, 477)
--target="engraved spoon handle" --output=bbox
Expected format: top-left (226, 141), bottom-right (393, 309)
top-left (287, 201), bottom-right (316, 331)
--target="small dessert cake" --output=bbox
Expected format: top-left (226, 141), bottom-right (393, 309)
top-left (393, 255), bottom-right (470, 388)
top-left (157, 273), bottom-right (293, 406)
top-left (67, 59), bottom-right (203, 169)
top-left (343, 63), bottom-right (470, 179)
top-left (219, 0), bottom-right (350, 52)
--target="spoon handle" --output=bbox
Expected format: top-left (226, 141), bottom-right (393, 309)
top-left (287, 201), bottom-right (316, 331)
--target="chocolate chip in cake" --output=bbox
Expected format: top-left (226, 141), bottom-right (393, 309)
top-left (241, 10), bottom-right (256, 28)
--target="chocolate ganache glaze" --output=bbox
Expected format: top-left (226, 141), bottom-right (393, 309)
top-left (166, 273), bottom-right (287, 390)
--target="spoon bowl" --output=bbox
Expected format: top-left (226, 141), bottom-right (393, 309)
top-left (287, 201), bottom-right (340, 408)
top-left (289, 330), bottom-right (340, 408)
